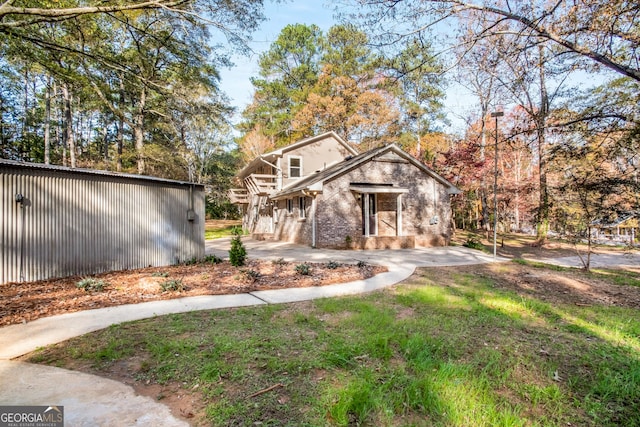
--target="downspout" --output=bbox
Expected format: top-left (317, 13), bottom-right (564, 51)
top-left (434, 179), bottom-right (438, 223)
top-left (311, 196), bottom-right (317, 248)
top-left (15, 193), bottom-right (26, 282)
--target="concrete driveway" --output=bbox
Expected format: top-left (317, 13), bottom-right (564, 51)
top-left (206, 237), bottom-right (502, 268)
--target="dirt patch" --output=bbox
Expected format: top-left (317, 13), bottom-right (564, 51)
top-left (0, 260), bottom-right (386, 327)
top-left (412, 262), bottom-right (640, 309)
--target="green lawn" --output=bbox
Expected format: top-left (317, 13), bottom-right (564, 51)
top-left (29, 264), bottom-right (640, 426)
top-left (204, 221), bottom-right (242, 240)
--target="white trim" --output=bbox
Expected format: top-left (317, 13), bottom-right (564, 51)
top-left (288, 155), bottom-right (302, 178)
top-left (397, 194), bottom-right (403, 237)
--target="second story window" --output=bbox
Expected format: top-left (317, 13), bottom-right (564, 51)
top-left (289, 156), bottom-right (302, 178)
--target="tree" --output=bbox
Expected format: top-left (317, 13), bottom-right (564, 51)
top-left (1, 0), bottom-right (268, 182)
top-left (384, 35), bottom-right (446, 159)
top-left (242, 23), bottom-right (323, 147)
top-left (550, 138), bottom-right (638, 270)
top-left (1, 1), bottom-right (267, 70)
top-left (347, 0), bottom-right (640, 82)
top-left (549, 77), bottom-right (640, 260)
top-left (452, 14), bottom-right (508, 232)
top-left (293, 24), bottom-right (402, 147)
top-left (293, 67), bottom-right (400, 147)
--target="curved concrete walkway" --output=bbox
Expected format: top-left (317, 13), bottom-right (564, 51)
top-left (0, 240), bottom-right (504, 426)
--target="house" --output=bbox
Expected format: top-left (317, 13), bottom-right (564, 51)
top-left (229, 132), bottom-right (460, 249)
top-left (591, 213), bottom-right (638, 246)
top-left (1, 159), bottom-right (204, 283)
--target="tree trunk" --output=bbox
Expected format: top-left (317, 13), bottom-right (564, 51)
top-left (116, 78), bottom-right (125, 172)
top-left (134, 87), bottom-right (146, 174)
top-left (21, 67), bottom-right (29, 158)
top-left (44, 77), bottom-right (51, 164)
top-left (61, 82), bottom-right (76, 168)
top-left (102, 116), bottom-right (109, 162)
top-left (535, 45), bottom-right (550, 245)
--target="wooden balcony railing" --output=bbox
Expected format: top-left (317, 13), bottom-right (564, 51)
top-left (244, 174), bottom-right (278, 195)
top-left (228, 188), bottom-right (249, 204)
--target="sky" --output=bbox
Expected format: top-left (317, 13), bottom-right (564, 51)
top-left (217, 0), bottom-right (476, 134)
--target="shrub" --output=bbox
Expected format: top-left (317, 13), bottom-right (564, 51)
top-left (229, 227), bottom-right (247, 267)
top-left (76, 278), bottom-right (106, 292)
top-left (463, 236), bottom-right (485, 250)
top-left (345, 236), bottom-right (352, 247)
top-left (242, 269), bottom-right (261, 283)
top-left (272, 258), bottom-right (287, 266)
top-left (357, 260), bottom-right (368, 268)
top-left (160, 279), bottom-right (185, 292)
top-left (184, 257), bottom-right (198, 265)
top-left (151, 271), bottom-right (169, 278)
top-left (295, 263), bottom-right (311, 275)
top-left (204, 254), bottom-right (223, 264)
top-left (327, 260), bottom-right (340, 269)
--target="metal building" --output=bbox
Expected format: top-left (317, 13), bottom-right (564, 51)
top-left (1, 160), bottom-right (205, 284)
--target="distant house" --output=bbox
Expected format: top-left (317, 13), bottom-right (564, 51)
top-left (229, 132), bottom-right (460, 249)
top-left (591, 213), bottom-right (638, 245)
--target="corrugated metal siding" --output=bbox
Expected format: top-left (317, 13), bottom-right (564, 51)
top-left (1, 163), bottom-right (205, 284)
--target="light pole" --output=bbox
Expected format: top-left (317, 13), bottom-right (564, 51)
top-left (491, 111), bottom-right (503, 260)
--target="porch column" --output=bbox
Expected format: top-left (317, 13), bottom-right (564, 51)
top-left (311, 195), bottom-right (317, 247)
top-left (396, 194), bottom-right (403, 237)
top-left (363, 193), bottom-right (370, 237)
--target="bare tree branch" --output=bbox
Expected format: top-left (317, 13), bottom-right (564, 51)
top-left (0, 1), bottom-right (191, 29)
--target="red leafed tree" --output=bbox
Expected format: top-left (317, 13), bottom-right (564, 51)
top-left (437, 119), bottom-right (493, 231)
top-left (438, 107), bottom-right (539, 233)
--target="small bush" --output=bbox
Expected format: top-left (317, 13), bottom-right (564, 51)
top-left (295, 263), bottom-right (311, 275)
top-left (184, 257), bottom-right (198, 266)
top-left (76, 278), bottom-right (106, 292)
top-left (357, 260), bottom-right (368, 268)
top-left (272, 258), bottom-right (287, 266)
top-left (204, 254), bottom-right (223, 264)
top-left (151, 271), bottom-right (169, 278)
top-left (242, 269), bottom-right (261, 283)
top-left (463, 236), bottom-right (485, 250)
top-left (160, 279), bottom-right (186, 292)
top-left (327, 261), bottom-right (340, 269)
top-left (229, 228), bottom-right (247, 267)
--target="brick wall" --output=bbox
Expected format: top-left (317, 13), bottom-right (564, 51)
top-left (245, 152), bottom-right (453, 248)
top-left (314, 155), bottom-right (452, 248)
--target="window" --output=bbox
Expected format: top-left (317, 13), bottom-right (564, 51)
top-left (289, 156), bottom-right (302, 178)
top-left (298, 196), bottom-right (306, 219)
top-left (287, 198), bottom-right (293, 215)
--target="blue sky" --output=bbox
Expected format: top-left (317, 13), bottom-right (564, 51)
top-left (218, 1), bottom-right (336, 121)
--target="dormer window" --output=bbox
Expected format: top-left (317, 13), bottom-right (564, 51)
top-left (289, 156), bottom-right (302, 178)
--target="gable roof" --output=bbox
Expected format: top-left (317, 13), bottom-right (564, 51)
top-left (237, 131), bottom-right (358, 179)
top-left (271, 144), bottom-right (460, 199)
top-left (591, 213), bottom-right (637, 228)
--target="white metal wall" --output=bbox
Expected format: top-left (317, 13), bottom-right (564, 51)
top-left (1, 161), bottom-right (205, 284)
